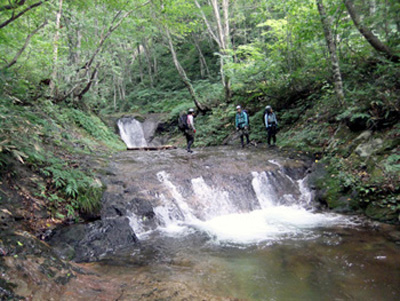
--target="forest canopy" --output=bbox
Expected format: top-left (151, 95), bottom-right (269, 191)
top-left (0, 0), bottom-right (398, 114)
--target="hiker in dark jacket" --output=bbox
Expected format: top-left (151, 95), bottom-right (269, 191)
top-left (264, 105), bottom-right (278, 146)
top-left (235, 105), bottom-right (250, 148)
top-left (185, 108), bottom-right (196, 153)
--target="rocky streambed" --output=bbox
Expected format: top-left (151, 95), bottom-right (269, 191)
top-left (1, 145), bottom-right (400, 300)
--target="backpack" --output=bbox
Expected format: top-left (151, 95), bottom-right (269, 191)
top-left (243, 109), bottom-right (250, 128)
top-left (178, 113), bottom-right (189, 131)
top-left (263, 109), bottom-right (268, 127)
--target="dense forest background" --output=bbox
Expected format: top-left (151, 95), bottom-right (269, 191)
top-left (0, 0), bottom-right (399, 225)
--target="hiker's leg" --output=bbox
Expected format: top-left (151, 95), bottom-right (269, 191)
top-left (267, 128), bottom-right (272, 145)
top-left (244, 127), bottom-right (250, 144)
top-left (187, 134), bottom-right (194, 151)
top-left (185, 133), bottom-right (191, 150)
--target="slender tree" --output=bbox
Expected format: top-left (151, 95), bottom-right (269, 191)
top-left (194, 0), bottom-right (232, 101)
top-left (316, 0), bottom-right (345, 105)
top-left (164, 25), bottom-right (207, 112)
top-left (49, 0), bottom-right (63, 97)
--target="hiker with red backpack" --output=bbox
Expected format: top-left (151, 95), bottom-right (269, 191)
top-left (235, 105), bottom-right (250, 148)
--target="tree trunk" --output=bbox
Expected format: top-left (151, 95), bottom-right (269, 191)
top-left (343, 0), bottom-right (399, 63)
top-left (142, 39), bottom-right (154, 88)
top-left (192, 34), bottom-right (211, 78)
top-left (50, 0), bottom-right (63, 97)
top-left (316, 0), bottom-right (345, 105)
top-left (137, 45), bottom-right (144, 83)
top-left (165, 26), bottom-right (207, 113)
top-left (113, 75), bottom-right (117, 111)
top-left (195, 0), bottom-right (232, 101)
top-left (222, 0), bottom-right (230, 49)
top-left (368, 0), bottom-right (376, 15)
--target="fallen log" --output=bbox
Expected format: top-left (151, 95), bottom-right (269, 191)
top-left (127, 145), bottom-right (177, 151)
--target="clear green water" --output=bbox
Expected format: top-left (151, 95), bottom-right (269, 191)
top-left (94, 225), bottom-right (400, 300)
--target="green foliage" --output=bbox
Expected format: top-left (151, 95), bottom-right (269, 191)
top-left (383, 154), bottom-right (400, 176)
top-left (0, 97), bottom-right (121, 220)
top-left (38, 157), bottom-right (104, 217)
top-left (315, 152), bottom-right (400, 218)
top-left (60, 108), bottom-right (124, 150)
top-left (194, 105), bottom-right (233, 146)
top-left (279, 125), bottom-right (328, 152)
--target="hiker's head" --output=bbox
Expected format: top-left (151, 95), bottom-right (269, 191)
top-left (188, 108), bottom-right (194, 114)
top-left (266, 105), bottom-right (272, 112)
top-left (236, 105), bottom-right (242, 112)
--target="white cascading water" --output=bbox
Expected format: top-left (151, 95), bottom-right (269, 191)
top-left (129, 170), bottom-right (350, 244)
top-left (117, 117), bottom-right (147, 148)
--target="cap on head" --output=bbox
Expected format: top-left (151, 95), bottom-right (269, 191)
top-left (188, 108), bottom-right (194, 113)
top-left (266, 105), bottom-right (272, 110)
top-left (236, 105), bottom-right (241, 110)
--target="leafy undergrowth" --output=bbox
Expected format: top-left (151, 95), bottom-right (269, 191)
top-left (0, 98), bottom-right (125, 233)
top-left (276, 94), bottom-right (399, 223)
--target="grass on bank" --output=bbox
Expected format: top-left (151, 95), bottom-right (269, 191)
top-left (0, 98), bottom-right (125, 222)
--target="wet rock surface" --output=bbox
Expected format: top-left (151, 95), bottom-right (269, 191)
top-left (48, 145), bottom-right (312, 262)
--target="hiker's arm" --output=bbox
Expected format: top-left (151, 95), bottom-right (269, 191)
top-left (264, 114), bottom-right (269, 127)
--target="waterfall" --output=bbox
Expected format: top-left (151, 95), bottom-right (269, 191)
top-left (128, 168), bottom-right (348, 243)
top-left (251, 171), bottom-right (276, 208)
top-left (117, 117), bottom-right (147, 148)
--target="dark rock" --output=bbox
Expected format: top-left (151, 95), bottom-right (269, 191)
top-left (49, 217), bottom-right (138, 262)
top-left (130, 197), bottom-right (155, 220)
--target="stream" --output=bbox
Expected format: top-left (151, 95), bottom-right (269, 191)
top-left (76, 146), bottom-right (399, 300)
top-left (47, 118), bottom-right (400, 300)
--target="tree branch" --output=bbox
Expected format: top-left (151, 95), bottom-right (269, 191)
top-left (193, 0), bottom-right (221, 48)
top-left (79, 0), bottom-right (152, 72)
top-left (0, 0), bottom-right (49, 29)
top-left (76, 64), bottom-right (99, 100)
top-left (0, 0), bottom-right (26, 12)
top-left (4, 20), bottom-right (48, 69)
top-left (344, 0), bottom-right (399, 63)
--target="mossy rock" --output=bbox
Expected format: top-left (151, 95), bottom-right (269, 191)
top-left (365, 203), bottom-right (399, 222)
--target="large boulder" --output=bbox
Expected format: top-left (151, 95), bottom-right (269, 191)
top-left (49, 216), bottom-right (138, 262)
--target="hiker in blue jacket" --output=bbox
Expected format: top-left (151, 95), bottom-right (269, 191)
top-left (235, 105), bottom-right (250, 148)
top-left (264, 105), bottom-right (278, 146)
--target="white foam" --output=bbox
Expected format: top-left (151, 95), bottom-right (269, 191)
top-left (131, 170), bottom-right (355, 245)
top-left (161, 206), bottom-right (349, 245)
